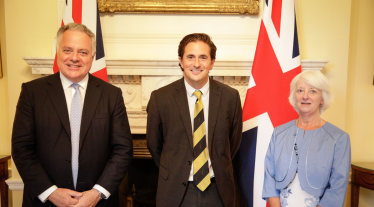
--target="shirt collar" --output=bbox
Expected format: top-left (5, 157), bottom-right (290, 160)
top-left (60, 72), bottom-right (89, 90)
top-left (184, 78), bottom-right (210, 98)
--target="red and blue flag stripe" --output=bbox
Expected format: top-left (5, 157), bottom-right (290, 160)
top-left (235, 0), bottom-right (301, 206)
top-left (53, 0), bottom-right (108, 82)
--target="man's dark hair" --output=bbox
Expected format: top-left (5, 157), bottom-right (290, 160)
top-left (178, 33), bottom-right (217, 71)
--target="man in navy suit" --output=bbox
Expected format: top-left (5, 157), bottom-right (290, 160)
top-left (12, 23), bottom-right (133, 206)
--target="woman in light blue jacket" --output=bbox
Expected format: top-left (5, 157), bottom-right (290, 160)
top-left (262, 71), bottom-right (351, 207)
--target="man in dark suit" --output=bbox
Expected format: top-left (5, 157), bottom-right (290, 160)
top-left (146, 33), bottom-right (243, 207)
top-left (12, 23), bottom-right (133, 206)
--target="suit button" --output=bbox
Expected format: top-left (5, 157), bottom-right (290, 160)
top-left (187, 161), bottom-right (191, 165)
top-left (68, 181), bottom-right (72, 185)
top-left (66, 159), bottom-right (71, 164)
top-left (183, 182), bottom-right (186, 187)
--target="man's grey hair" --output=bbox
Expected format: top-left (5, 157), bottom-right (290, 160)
top-left (56, 23), bottom-right (96, 55)
top-left (289, 70), bottom-right (334, 114)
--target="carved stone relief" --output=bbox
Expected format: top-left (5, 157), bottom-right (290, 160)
top-left (114, 84), bottom-right (141, 110)
top-left (141, 76), bottom-right (182, 111)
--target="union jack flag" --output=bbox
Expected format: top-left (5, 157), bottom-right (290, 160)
top-left (235, 0), bottom-right (301, 206)
top-left (53, 0), bottom-right (108, 82)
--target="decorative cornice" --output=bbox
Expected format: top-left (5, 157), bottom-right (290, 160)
top-left (300, 60), bottom-right (330, 70)
top-left (23, 58), bottom-right (328, 76)
top-left (6, 178), bottom-right (24, 191)
top-left (127, 111), bottom-right (147, 119)
top-left (109, 75), bottom-right (142, 85)
top-left (130, 126), bottom-right (146, 129)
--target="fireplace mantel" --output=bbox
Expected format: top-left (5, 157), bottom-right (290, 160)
top-left (23, 57), bottom-right (327, 134)
top-left (6, 58), bottom-right (328, 191)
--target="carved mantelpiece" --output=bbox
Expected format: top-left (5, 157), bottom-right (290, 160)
top-left (23, 57), bottom-right (327, 134)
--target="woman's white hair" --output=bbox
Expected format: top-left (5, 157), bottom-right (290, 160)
top-left (288, 70), bottom-right (334, 114)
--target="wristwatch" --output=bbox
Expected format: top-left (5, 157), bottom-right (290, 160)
top-left (98, 191), bottom-right (106, 199)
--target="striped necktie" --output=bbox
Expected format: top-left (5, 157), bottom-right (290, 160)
top-left (193, 90), bottom-right (210, 191)
top-left (71, 83), bottom-right (82, 189)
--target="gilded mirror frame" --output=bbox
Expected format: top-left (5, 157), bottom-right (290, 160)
top-left (98, 0), bottom-right (259, 15)
top-left (0, 41), bottom-right (2, 79)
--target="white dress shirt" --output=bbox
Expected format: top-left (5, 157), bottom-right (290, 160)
top-left (38, 73), bottom-right (110, 202)
top-left (185, 79), bottom-right (215, 181)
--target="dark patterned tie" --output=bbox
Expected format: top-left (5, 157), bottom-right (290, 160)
top-left (193, 90), bottom-right (210, 191)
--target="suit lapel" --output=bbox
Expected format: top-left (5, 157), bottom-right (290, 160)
top-left (208, 79), bottom-right (221, 153)
top-left (79, 74), bottom-right (102, 150)
top-left (173, 78), bottom-right (194, 150)
top-left (46, 73), bottom-right (71, 138)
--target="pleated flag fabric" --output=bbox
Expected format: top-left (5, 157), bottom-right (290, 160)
top-left (235, 0), bottom-right (301, 206)
top-left (53, 0), bottom-right (108, 82)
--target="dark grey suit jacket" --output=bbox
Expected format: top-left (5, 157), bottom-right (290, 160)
top-left (12, 72), bottom-right (133, 206)
top-left (146, 78), bottom-right (243, 207)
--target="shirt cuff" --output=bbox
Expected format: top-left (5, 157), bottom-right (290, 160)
top-left (38, 185), bottom-right (58, 203)
top-left (93, 184), bottom-right (111, 199)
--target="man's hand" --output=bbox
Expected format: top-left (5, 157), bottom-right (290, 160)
top-left (73, 189), bottom-right (101, 207)
top-left (48, 188), bottom-right (82, 207)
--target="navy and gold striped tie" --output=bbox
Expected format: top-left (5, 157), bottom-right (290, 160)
top-left (193, 90), bottom-right (210, 191)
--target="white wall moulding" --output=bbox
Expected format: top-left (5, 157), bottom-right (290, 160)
top-left (23, 57), bottom-right (54, 75)
top-left (6, 178), bottom-right (24, 191)
top-left (23, 57), bottom-right (328, 134)
top-left (23, 58), bottom-right (327, 75)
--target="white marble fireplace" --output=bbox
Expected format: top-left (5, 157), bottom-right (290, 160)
top-left (4, 57), bottom-right (327, 191)
top-left (23, 57), bottom-right (327, 134)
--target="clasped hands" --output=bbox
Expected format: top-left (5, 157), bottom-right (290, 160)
top-left (48, 188), bottom-right (101, 207)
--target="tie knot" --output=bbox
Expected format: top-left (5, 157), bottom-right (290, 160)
top-left (71, 83), bottom-right (80, 91)
top-left (193, 90), bottom-right (202, 100)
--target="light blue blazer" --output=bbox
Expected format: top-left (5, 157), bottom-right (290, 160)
top-left (262, 120), bottom-right (351, 207)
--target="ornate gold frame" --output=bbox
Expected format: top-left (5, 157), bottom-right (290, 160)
top-left (98, 0), bottom-right (259, 15)
top-left (0, 41), bottom-right (2, 79)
